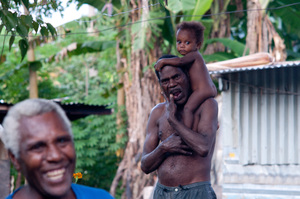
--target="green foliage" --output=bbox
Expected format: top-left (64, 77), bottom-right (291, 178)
top-left (41, 20), bottom-right (126, 190)
top-left (269, 0), bottom-right (300, 38)
top-left (131, 10), bottom-right (165, 51)
top-left (167, 0), bottom-right (196, 13)
top-left (62, 51), bottom-right (128, 190)
top-left (268, 0), bottom-right (300, 60)
top-left (74, 0), bottom-right (122, 11)
top-left (206, 38), bottom-right (248, 57)
top-left (18, 39), bottom-right (28, 61)
top-left (190, 0), bottom-right (213, 21)
top-left (0, 0), bottom-right (59, 60)
top-left (0, 38), bottom-right (64, 103)
top-left (66, 41), bottom-right (116, 57)
top-left (1, 1), bottom-right (127, 195)
top-left (72, 110), bottom-right (127, 191)
top-left (29, 61), bottom-right (42, 71)
top-left (161, 9), bottom-right (175, 46)
top-left (201, 19), bottom-right (213, 49)
top-left (203, 52), bottom-right (236, 63)
top-left (0, 64), bottom-right (29, 103)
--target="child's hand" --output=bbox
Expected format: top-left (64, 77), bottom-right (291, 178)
top-left (154, 59), bottom-right (164, 71)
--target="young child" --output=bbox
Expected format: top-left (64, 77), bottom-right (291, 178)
top-left (155, 21), bottom-right (217, 129)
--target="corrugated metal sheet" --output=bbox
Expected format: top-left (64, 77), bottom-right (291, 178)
top-left (223, 183), bottom-right (300, 198)
top-left (210, 61), bottom-right (300, 75)
top-left (0, 100), bottom-right (112, 122)
top-left (220, 64), bottom-right (300, 165)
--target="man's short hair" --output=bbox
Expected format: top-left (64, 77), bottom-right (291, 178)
top-left (155, 55), bottom-right (189, 81)
top-left (176, 21), bottom-right (205, 46)
top-left (1, 98), bottom-right (72, 158)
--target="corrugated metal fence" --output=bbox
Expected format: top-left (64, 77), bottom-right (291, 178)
top-left (220, 66), bottom-right (300, 165)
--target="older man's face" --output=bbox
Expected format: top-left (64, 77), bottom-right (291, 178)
top-left (15, 111), bottom-right (76, 198)
top-left (159, 65), bottom-right (190, 105)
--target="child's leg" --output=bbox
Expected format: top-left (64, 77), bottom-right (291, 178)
top-left (182, 90), bottom-right (201, 128)
top-left (183, 88), bottom-right (214, 128)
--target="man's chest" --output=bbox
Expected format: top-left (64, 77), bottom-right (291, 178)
top-left (157, 113), bottom-right (178, 141)
top-left (157, 110), bottom-right (200, 141)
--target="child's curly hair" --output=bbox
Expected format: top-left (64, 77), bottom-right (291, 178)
top-left (176, 21), bottom-right (205, 47)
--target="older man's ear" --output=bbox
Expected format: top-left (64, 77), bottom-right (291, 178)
top-left (9, 151), bottom-right (21, 171)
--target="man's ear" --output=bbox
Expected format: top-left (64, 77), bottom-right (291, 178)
top-left (9, 151), bottom-right (21, 171)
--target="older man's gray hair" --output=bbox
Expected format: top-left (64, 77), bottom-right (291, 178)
top-left (1, 98), bottom-right (72, 158)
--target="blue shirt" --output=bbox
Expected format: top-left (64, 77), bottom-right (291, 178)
top-left (5, 183), bottom-right (114, 199)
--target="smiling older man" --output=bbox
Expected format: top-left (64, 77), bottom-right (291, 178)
top-left (1, 98), bottom-right (113, 199)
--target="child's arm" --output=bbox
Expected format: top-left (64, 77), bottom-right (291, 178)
top-left (154, 51), bottom-right (199, 71)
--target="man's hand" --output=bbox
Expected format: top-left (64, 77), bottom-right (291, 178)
top-left (161, 133), bottom-right (193, 156)
top-left (166, 94), bottom-right (177, 124)
top-left (161, 91), bottom-right (169, 102)
top-left (154, 59), bottom-right (165, 71)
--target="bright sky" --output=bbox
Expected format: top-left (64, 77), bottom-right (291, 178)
top-left (42, 2), bottom-right (91, 27)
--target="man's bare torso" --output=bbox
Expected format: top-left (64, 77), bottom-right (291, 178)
top-left (156, 103), bottom-right (215, 186)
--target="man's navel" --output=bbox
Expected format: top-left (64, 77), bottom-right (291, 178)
top-left (158, 131), bottom-right (163, 139)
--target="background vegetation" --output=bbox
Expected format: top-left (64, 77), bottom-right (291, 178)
top-left (1, 0), bottom-right (300, 198)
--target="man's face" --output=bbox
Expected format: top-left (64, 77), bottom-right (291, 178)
top-left (159, 65), bottom-right (191, 105)
top-left (176, 29), bottom-right (200, 56)
top-left (15, 111), bottom-right (76, 198)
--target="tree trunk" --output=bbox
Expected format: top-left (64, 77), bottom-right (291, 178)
top-left (23, 2), bottom-right (38, 98)
top-left (110, 51), bottom-right (161, 199)
top-left (110, 1), bottom-right (162, 198)
top-left (116, 39), bottom-right (126, 158)
top-left (245, 0), bottom-right (286, 61)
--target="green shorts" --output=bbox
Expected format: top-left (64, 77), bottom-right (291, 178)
top-left (153, 181), bottom-right (217, 199)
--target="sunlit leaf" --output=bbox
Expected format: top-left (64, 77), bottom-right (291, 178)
top-left (102, 41), bottom-right (116, 50)
top-left (203, 52), bottom-right (236, 63)
top-left (167, 0), bottom-right (195, 13)
top-left (191, 0), bottom-right (213, 21)
top-left (206, 38), bottom-right (246, 57)
top-left (167, 0), bottom-right (182, 13)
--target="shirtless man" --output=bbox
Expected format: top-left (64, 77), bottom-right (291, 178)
top-left (154, 21), bottom-right (217, 129)
top-left (141, 55), bottom-right (218, 198)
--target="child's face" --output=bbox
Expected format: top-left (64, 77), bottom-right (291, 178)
top-left (176, 29), bottom-right (200, 56)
